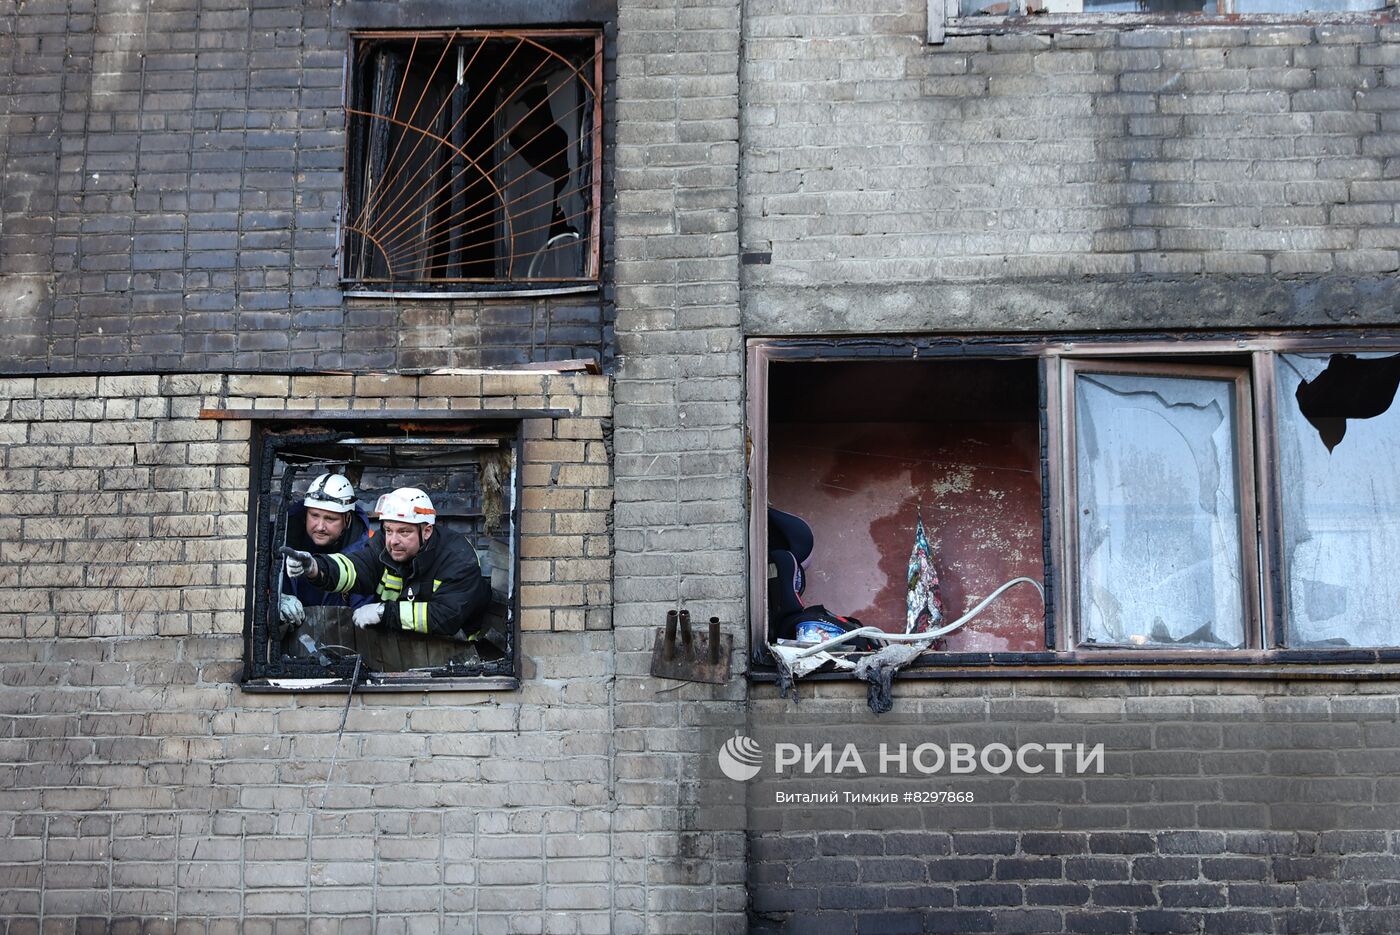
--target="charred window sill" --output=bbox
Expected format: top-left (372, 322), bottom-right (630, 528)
top-left (945, 9), bottom-right (1396, 34)
top-left (342, 283), bottom-right (600, 301)
top-left (242, 675), bottom-right (521, 693)
top-left (752, 649), bottom-right (1400, 681)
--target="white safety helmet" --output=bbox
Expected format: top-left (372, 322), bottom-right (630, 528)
top-left (373, 487), bottom-right (436, 526)
top-left (304, 473), bottom-right (357, 514)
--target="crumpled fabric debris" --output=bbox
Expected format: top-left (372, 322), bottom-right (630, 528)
top-left (769, 643), bottom-right (857, 704)
top-left (853, 641), bottom-right (930, 715)
top-left (773, 650), bottom-right (799, 703)
top-left (772, 576), bottom-right (1044, 712)
top-left (906, 512), bottom-right (944, 635)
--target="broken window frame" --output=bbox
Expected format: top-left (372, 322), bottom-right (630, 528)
top-left (1056, 358), bottom-right (1262, 654)
top-left (221, 409), bottom-right (562, 693)
top-left (747, 334), bottom-right (1400, 678)
top-left (927, 0), bottom-right (1396, 42)
top-left (1273, 350), bottom-right (1400, 649)
top-left (338, 28), bottom-right (604, 296)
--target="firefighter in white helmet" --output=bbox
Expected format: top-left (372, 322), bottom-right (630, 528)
top-left (278, 472), bottom-right (373, 626)
top-left (281, 487), bottom-right (491, 640)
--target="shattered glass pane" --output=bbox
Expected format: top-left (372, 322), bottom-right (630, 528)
top-left (1082, 0), bottom-right (1215, 11)
top-left (1279, 353), bottom-right (1400, 648)
top-left (1075, 372), bottom-right (1245, 649)
top-left (960, 0), bottom-right (1016, 14)
top-left (1235, 0), bottom-right (1381, 10)
top-left (963, 0), bottom-right (1373, 15)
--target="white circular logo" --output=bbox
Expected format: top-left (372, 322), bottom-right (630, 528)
top-left (717, 734), bottom-right (763, 782)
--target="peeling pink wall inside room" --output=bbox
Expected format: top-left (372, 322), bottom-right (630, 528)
top-left (768, 421), bottom-right (1046, 652)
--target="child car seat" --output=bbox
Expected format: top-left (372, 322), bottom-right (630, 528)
top-left (769, 506), bottom-right (814, 564)
top-left (767, 507), bottom-right (876, 650)
top-left (767, 508), bottom-right (810, 639)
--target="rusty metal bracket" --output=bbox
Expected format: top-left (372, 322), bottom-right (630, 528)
top-left (650, 611), bottom-right (733, 684)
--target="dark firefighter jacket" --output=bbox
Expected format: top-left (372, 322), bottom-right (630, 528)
top-left (312, 527), bottom-right (492, 641)
top-left (281, 502), bottom-right (373, 610)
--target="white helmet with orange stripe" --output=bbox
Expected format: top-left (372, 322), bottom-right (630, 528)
top-left (373, 487), bottom-right (436, 526)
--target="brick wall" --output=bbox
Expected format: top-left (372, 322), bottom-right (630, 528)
top-left (741, 6), bottom-right (1400, 333)
top-left (0, 0), bottom-right (616, 373)
top-left (745, 683), bottom-right (1400, 934)
top-left (9, 0), bottom-right (1400, 927)
top-left (610, 0), bottom-right (750, 930)
top-left (0, 370), bottom-right (618, 931)
top-left (751, 826), bottom-right (1400, 934)
top-left (736, 3), bottom-right (1400, 931)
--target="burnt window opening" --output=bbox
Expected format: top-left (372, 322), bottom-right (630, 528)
top-left (764, 358), bottom-right (1047, 654)
top-left (243, 421), bottom-right (521, 690)
top-left (749, 339), bottom-right (1400, 676)
top-left (1292, 353), bottom-right (1400, 453)
top-left (1279, 353), bottom-right (1400, 649)
top-left (341, 30), bottom-right (602, 293)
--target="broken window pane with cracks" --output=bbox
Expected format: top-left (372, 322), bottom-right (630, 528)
top-left (964, 0), bottom-right (1369, 16)
top-left (1279, 352), bottom-right (1400, 648)
top-left (1075, 372), bottom-right (1245, 649)
top-left (342, 31), bottom-right (600, 290)
top-left (959, 0), bottom-right (1015, 14)
top-left (1078, 0), bottom-right (1216, 12)
top-left (1235, 0), bottom-right (1382, 11)
top-left (975, 0), bottom-right (1218, 14)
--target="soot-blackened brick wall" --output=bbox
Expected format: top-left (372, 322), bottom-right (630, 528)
top-left (741, 9), bottom-right (1400, 336)
top-left (0, 0), bottom-right (616, 374)
top-left (750, 829), bottom-right (1400, 934)
top-left (743, 688), bottom-right (1400, 934)
top-left (737, 8), bottom-right (1400, 929)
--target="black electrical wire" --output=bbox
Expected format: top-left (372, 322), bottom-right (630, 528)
top-left (320, 655), bottom-right (363, 806)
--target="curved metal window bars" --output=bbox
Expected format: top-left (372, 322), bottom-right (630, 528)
top-left (341, 30), bottom-right (602, 292)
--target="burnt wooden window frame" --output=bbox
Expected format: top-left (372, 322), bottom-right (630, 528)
top-left (203, 408), bottom-right (568, 693)
top-left (927, 0), bottom-right (1398, 42)
top-left (339, 28), bottom-right (604, 297)
top-left (1058, 358), bottom-right (1262, 653)
top-left (747, 333), bottom-right (1400, 680)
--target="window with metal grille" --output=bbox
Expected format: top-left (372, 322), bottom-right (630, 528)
top-left (341, 30), bottom-right (602, 293)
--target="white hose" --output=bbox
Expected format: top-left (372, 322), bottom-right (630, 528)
top-left (790, 576), bottom-right (1046, 660)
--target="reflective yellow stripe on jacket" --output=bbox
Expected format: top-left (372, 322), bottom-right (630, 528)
top-left (398, 601), bottom-right (429, 634)
top-left (376, 571), bottom-right (403, 602)
top-left (329, 554), bottom-right (358, 593)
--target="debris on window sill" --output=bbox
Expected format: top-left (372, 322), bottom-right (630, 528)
top-left (770, 576), bottom-right (1045, 713)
